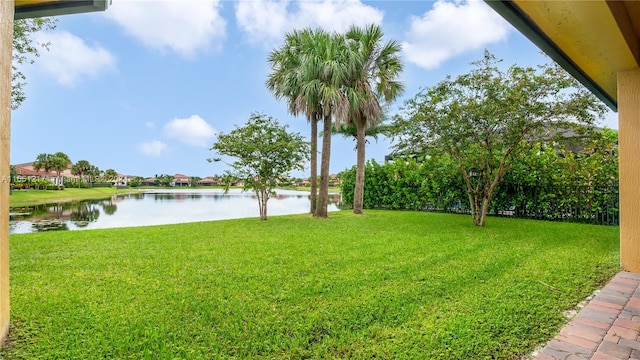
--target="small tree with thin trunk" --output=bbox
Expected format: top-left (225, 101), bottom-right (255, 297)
top-left (208, 112), bottom-right (310, 221)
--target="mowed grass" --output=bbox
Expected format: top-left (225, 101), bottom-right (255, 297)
top-left (3, 211), bottom-right (619, 359)
top-left (10, 188), bottom-right (145, 208)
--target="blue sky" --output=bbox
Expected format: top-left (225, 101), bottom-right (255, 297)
top-left (11, 0), bottom-right (619, 179)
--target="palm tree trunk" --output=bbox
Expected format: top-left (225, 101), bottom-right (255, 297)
top-left (309, 117), bottom-right (318, 214)
top-left (353, 122), bottom-right (366, 214)
top-left (315, 113), bottom-right (332, 218)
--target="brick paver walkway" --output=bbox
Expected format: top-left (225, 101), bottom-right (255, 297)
top-left (534, 271), bottom-right (640, 360)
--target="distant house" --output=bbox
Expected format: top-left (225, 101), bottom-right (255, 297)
top-left (174, 173), bottom-right (190, 187)
top-left (198, 177), bottom-right (217, 186)
top-left (13, 162), bottom-right (74, 186)
top-left (113, 173), bottom-right (137, 186)
top-left (141, 177), bottom-right (157, 186)
top-left (14, 165), bottom-right (43, 181)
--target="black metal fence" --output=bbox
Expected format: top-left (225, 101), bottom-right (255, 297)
top-left (429, 185), bottom-right (620, 225)
top-left (488, 185), bottom-right (619, 225)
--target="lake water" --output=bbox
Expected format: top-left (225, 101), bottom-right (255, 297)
top-left (9, 189), bottom-right (342, 234)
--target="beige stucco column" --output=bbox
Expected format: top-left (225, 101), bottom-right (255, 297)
top-left (619, 69), bottom-right (640, 272)
top-left (0, 0), bottom-right (13, 345)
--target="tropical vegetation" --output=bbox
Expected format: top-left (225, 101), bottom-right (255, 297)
top-left (341, 24), bottom-right (404, 215)
top-left (266, 24), bottom-right (403, 218)
top-left (392, 51), bottom-right (607, 226)
top-left (266, 28), bottom-right (322, 214)
top-left (340, 128), bottom-right (619, 224)
top-left (70, 160), bottom-right (92, 188)
top-left (267, 28), bottom-right (350, 218)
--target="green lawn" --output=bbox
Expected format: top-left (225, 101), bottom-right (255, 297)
top-left (3, 211), bottom-right (619, 359)
top-left (9, 187), bottom-right (145, 208)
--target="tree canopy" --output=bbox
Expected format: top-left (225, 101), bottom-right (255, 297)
top-left (12, 18), bottom-right (57, 109)
top-left (209, 112), bottom-right (310, 220)
top-left (392, 51), bottom-right (607, 226)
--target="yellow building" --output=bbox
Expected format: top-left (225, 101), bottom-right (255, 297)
top-left (1, 0), bottom-right (109, 344)
top-left (485, 1), bottom-right (640, 272)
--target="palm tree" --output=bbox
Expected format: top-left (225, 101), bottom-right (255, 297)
top-left (103, 169), bottom-right (118, 184)
top-left (9, 165), bottom-right (17, 184)
top-left (50, 152), bottom-right (71, 189)
top-left (295, 29), bottom-right (354, 218)
top-left (71, 160), bottom-right (91, 188)
top-left (266, 29), bottom-right (322, 214)
top-left (343, 24), bottom-right (404, 214)
top-left (87, 165), bottom-right (101, 186)
top-left (267, 28), bottom-right (353, 217)
top-left (33, 153), bottom-right (53, 189)
top-left (189, 176), bottom-right (202, 187)
top-left (326, 115), bottom-right (393, 145)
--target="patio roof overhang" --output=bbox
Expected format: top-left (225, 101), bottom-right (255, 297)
top-left (485, 0), bottom-right (640, 112)
top-left (14, 0), bottom-right (109, 20)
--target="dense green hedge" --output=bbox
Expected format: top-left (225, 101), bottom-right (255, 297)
top-left (340, 158), bottom-right (466, 212)
top-left (340, 142), bottom-right (619, 225)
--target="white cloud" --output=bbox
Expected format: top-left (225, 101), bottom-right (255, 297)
top-left (402, 0), bottom-right (510, 69)
top-left (145, 121), bottom-right (155, 129)
top-left (106, 0), bottom-right (226, 58)
top-left (139, 140), bottom-right (168, 157)
top-left (295, 1), bottom-right (383, 32)
top-left (235, 0), bottom-right (384, 46)
top-left (33, 31), bottom-right (115, 86)
top-left (163, 115), bottom-right (217, 147)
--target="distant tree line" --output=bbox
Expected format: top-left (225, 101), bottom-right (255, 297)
top-left (11, 152), bottom-right (122, 190)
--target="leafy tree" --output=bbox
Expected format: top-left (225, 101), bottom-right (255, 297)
top-left (50, 152), bottom-right (71, 189)
top-left (342, 24), bottom-right (404, 215)
top-left (71, 160), bottom-right (92, 188)
top-left (579, 128), bottom-right (619, 188)
top-left (392, 51), bottom-right (606, 226)
top-left (12, 18), bottom-right (57, 109)
top-left (154, 174), bottom-right (174, 187)
top-left (209, 112), bottom-right (310, 220)
top-left (128, 176), bottom-right (145, 187)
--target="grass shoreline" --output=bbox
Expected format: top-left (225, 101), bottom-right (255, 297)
top-left (2, 210), bottom-right (620, 359)
top-left (9, 187), bottom-right (146, 208)
top-left (9, 186), bottom-right (340, 208)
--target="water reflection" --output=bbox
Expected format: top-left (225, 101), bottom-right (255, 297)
top-left (9, 189), bottom-right (341, 234)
